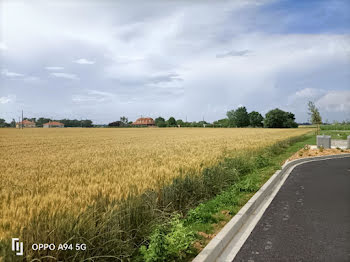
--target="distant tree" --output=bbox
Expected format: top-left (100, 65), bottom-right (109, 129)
top-left (285, 112), bottom-right (298, 128)
top-left (54, 119), bottom-right (93, 127)
top-left (189, 121), bottom-right (200, 127)
top-left (235, 107), bottom-right (250, 127)
top-left (36, 117), bottom-right (52, 127)
top-left (226, 110), bottom-right (236, 127)
top-left (107, 117), bottom-right (128, 127)
top-left (176, 119), bottom-right (184, 127)
top-left (11, 119), bottom-right (16, 127)
top-left (108, 121), bottom-right (123, 127)
top-left (307, 101), bottom-right (322, 134)
top-left (23, 117), bottom-right (36, 123)
top-left (155, 117), bottom-right (165, 124)
top-left (60, 119), bottom-right (77, 127)
top-left (264, 109), bottom-right (285, 128)
top-left (167, 117), bottom-right (176, 127)
top-left (249, 111), bottom-right (264, 127)
top-left (155, 117), bottom-right (166, 127)
top-left (197, 120), bottom-right (208, 127)
top-left (0, 118), bottom-right (6, 127)
top-left (213, 118), bottom-right (229, 127)
top-left (120, 116), bottom-right (128, 126)
top-left (227, 107), bottom-right (250, 127)
top-left (264, 108), bottom-right (298, 128)
top-left (81, 120), bottom-right (93, 127)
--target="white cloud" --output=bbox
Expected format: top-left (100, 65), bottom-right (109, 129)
top-left (0, 42), bottom-right (8, 50)
top-left (50, 72), bottom-right (79, 80)
top-left (45, 66), bottom-right (64, 70)
top-left (1, 69), bottom-right (24, 77)
top-left (295, 88), bottom-right (324, 98)
top-left (24, 76), bottom-right (40, 81)
top-left (216, 50), bottom-right (251, 58)
top-left (72, 90), bottom-right (115, 103)
top-left (0, 95), bottom-right (16, 104)
top-left (73, 58), bottom-right (95, 65)
top-left (88, 90), bottom-right (114, 97)
top-left (317, 90), bottom-right (350, 112)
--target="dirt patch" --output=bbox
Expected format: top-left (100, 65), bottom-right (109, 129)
top-left (198, 231), bottom-right (216, 240)
top-left (193, 241), bottom-right (204, 252)
top-left (288, 146), bottom-right (350, 161)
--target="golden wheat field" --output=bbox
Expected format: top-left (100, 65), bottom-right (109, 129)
top-left (0, 128), bottom-right (310, 239)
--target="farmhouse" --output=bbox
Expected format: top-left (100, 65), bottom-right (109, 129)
top-left (132, 117), bottom-right (155, 126)
top-left (16, 120), bottom-right (36, 128)
top-left (43, 121), bottom-right (64, 128)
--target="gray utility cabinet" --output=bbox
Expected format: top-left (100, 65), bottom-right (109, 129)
top-left (317, 135), bottom-right (331, 149)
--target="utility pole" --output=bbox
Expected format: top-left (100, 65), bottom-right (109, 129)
top-left (21, 110), bottom-right (23, 129)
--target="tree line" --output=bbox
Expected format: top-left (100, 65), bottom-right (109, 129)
top-left (154, 117), bottom-right (211, 127)
top-left (0, 117), bottom-right (93, 127)
top-left (154, 107), bottom-right (298, 128)
top-left (218, 107), bottom-right (298, 128)
top-left (0, 106), bottom-right (301, 129)
top-left (106, 107), bottom-right (298, 128)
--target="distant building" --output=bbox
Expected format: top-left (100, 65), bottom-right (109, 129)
top-left (16, 120), bottom-right (36, 128)
top-left (132, 117), bottom-right (155, 126)
top-left (43, 121), bottom-right (64, 128)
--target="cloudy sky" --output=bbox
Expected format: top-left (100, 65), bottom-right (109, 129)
top-left (1, 0), bottom-right (349, 124)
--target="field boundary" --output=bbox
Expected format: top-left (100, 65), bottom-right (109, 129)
top-left (193, 153), bottom-right (350, 262)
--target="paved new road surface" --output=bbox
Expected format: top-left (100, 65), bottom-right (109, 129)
top-left (234, 157), bottom-right (350, 262)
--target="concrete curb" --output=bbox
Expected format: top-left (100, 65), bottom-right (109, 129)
top-left (193, 153), bottom-right (350, 262)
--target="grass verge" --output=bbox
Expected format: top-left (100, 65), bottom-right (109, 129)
top-left (318, 130), bottom-right (350, 140)
top-left (320, 124), bottom-right (350, 131)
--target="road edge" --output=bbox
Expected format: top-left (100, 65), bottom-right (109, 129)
top-left (192, 153), bottom-right (350, 262)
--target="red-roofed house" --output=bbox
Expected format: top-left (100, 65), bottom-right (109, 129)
top-left (43, 121), bottom-right (64, 128)
top-left (16, 120), bottom-right (36, 128)
top-left (132, 117), bottom-right (155, 126)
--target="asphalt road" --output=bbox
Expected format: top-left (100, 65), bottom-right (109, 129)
top-left (233, 157), bottom-right (350, 262)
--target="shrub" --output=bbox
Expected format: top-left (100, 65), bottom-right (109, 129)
top-left (140, 214), bottom-right (195, 262)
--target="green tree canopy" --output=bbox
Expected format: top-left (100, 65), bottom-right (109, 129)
top-left (264, 108), bottom-right (298, 128)
top-left (249, 111), bottom-right (264, 127)
top-left (307, 101), bottom-right (322, 125)
top-left (176, 119), bottom-right (184, 126)
top-left (0, 118), bottom-right (7, 127)
top-left (167, 117), bottom-right (176, 127)
top-left (10, 119), bottom-right (16, 127)
top-left (155, 117), bottom-right (166, 127)
top-left (120, 116), bottom-right (128, 125)
top-left (226, 107), bottom-right (250, 127)
top-left (36, 117), bottom-right (52, 127)
top-left (213, 118), bottom-right (229, 127)
top-left (226, 110), bottom-right (236, 127)
top-left (108, 121), bottom-right (123, 127)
